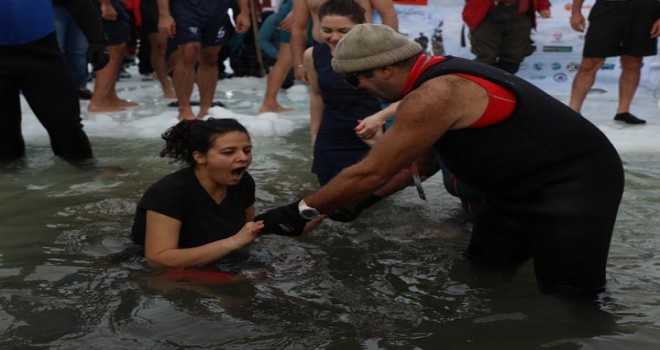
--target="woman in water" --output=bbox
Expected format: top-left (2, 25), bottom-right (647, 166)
top-left (131, 118), bottom-right (263, 268)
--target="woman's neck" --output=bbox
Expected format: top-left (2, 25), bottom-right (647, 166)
top-left (194, 167), bottom-right (227, 204)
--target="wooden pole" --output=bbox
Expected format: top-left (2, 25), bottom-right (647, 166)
top-left (249, 0), bottom-right (266, 77)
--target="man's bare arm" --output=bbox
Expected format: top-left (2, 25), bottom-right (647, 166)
top-left (305, 77), bottom-right (470, 213)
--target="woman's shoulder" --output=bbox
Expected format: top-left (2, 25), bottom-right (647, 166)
top-left (146, 167), bottom-right (194, 194)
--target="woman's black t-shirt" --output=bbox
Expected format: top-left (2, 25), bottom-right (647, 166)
top-left (131, 167), bottom-right (255, 248)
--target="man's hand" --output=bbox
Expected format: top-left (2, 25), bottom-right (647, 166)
top-left (100, 0), bottom-right (118, 21)
top-left (294, 64), bottom-right (308, 84)
top-left (651, 19), bottom-right (660, 38)
top-left (570, 12), bottom-right (585, 32)
top-left (87, 42), bottom-right (109, 71)
top-left (254, 201), bottom-right (309, 236)
top-left (159, 15), bottom-right (176, 37)
top-left (235, 13), bottom-right (251, 33)
top-left (280, 12), bottom-right (293, 31)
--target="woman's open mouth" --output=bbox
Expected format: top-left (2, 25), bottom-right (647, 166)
top-left (231, 167), bottom-right (247, 178)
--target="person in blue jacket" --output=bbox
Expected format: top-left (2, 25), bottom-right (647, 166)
top-left (0, 0), bottom-right (108, 167)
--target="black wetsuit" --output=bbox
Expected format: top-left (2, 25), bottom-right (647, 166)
top-left (408, 56), bottom-right (624, 293)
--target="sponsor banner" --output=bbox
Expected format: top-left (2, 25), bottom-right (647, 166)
top-left (385, 0), bottom-right (660, 93)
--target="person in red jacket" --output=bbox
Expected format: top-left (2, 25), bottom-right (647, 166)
top-left (462, 0), bottom-right (551, 74)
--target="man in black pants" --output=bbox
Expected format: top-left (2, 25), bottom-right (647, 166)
top-left (0, 0), bottom-right (108, 167)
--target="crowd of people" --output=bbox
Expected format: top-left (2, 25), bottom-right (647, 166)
top-left (3, 0), bottom-right (660, 295)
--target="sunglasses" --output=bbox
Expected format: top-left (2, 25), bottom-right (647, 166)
top-left (343, 70), bottom-right (372, 88)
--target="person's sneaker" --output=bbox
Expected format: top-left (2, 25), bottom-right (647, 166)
top-left (614, 112), bottom-right (646, 125)
top-left (77, 88), bottom-right (93, 100)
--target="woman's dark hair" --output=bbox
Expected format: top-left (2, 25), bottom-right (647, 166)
top-left (160, 118), bottom-right (249, 166)
top-left (318, 0), bottom-right (366, 25)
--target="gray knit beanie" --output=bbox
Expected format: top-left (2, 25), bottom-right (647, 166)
top-left (331, 24), bottom-right (423, 73)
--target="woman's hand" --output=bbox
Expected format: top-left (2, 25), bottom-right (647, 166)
top-left (355, 117), bottom-right (385, 146)
top-left (229, 221), bottom-right (264, 250)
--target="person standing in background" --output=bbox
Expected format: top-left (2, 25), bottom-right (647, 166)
top-left (52, 0), bottom-right (93, 100)
top-left (88, 0), bottom-right (139, 112)
top-left (158, 0), bottom-right (251, 120)
top-left (568, 0), bottom-right (660, 125)
top-left (141, 0), bottom-right (177, 99)
top-left (463, 0), bottom-right (551, 74)
top-left (0, 0), bottom-right (108, 166)
top-left (304, 0), bottom-right (383, 186)
top-left (290, 0), bottom-right (398, 84)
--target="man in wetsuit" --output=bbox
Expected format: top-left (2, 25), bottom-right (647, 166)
top-left (0, 0), bottom-right (108, 167)
top-left (256, 24), bottom-right (625, 294)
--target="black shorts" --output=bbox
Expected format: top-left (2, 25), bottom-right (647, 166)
top-left (95, 0), bottom-right (130, 45)
top-left (170, 0), bottom-right (231, 47)
top-left (583, 0), bottom-right (660, 58)
top-left (140, 0), bottom-right (159, 34)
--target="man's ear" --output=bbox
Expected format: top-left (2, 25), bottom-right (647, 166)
top-left (375, 65), bottom-right (395, 79)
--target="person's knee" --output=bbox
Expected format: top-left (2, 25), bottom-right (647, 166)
top-left (199, 47), bottom-right (220, 67)
top-left (178, 44), bottom-right (201, 65)
top-left (620, 55), bottom-right (643, 72)
top-left (578, 58), bottom-right (605, 73)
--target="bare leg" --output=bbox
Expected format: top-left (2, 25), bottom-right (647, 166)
top-left (259, 42), bottom-right (294, 113)
top-left (149, 32), bottom-right (176, 99)
top-left (88, 43), bottom-right (127, 112)
top-left (196, 45), bottom-right (221, 118)
top-left (173, 42), bottom-right (200, 120)
top-left (568, 57), bottom-right (605, 113)
top-left (617, 55), bottom-right (642, 114)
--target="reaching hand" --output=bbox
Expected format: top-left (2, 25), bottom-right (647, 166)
top-left (87, 42), bottom-right (109, 71)
top-left (254, 201), bottom-right (309, 236)
top-left (230, 221), bottom-right (264, 250)
top-left (355, 117), bottom-right (385, 146)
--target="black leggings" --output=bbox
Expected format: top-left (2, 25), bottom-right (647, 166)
top-left (0, 33), bottom-right (93, 162)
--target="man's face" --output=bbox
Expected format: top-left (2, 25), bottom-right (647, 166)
top-left (344, 69), bottom-right (400, 103)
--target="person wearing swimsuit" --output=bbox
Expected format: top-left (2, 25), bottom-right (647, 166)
top-left (256, 24), bottom-right (624, 295)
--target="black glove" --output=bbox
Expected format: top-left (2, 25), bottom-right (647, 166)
top-left (254, 201), bottom-right (310, 236)
top-left (328, 195), bottom-right (383, 222)
top-left (87, 42), bottom-right (109, 71)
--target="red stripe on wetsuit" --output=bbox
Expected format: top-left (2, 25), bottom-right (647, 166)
top-left (401, 55), bottom-right (516, 128)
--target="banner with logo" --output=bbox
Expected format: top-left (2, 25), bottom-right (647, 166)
top-left (377, 0), bottom-right (660, 94)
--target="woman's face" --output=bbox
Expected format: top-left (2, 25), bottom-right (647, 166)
top-left (320, 15), bottom-right (357, 52)
top-left (195, 131), bottom-right (252, 186)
